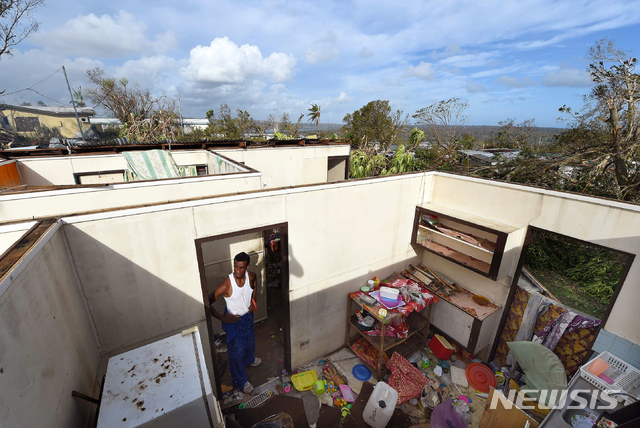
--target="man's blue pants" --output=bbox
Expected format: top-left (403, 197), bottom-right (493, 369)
top-left (222, 312), bottom-right (256, 390)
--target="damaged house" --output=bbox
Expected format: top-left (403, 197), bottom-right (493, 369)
top-left (1, 139), bottom-right (639, 427)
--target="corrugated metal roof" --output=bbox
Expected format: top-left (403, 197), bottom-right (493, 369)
top-left (0, 103), bottom-right (95, 115)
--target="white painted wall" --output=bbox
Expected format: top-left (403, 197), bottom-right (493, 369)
top-left (0, 172), bottom-right (262, 222)
top-left (0, 226), bottom-right (103, 428)
top-left (16, 150), bottom-right (240, 187)
top-left (216, 145), bottom-right (351, 189)
top-left (429, 173), bottom-right (640, 345)
top-left (60, 173), bottom-right (432, 370)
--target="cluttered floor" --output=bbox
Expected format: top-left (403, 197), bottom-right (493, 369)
top-left (219, 342), bottom-right (494, 428)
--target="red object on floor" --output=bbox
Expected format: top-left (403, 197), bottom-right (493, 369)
top-left (428, 334), bottom-right (455, 360)
top-left (386, 352), bottom-right (429, 403)
top-left (466, 363), bottom-right (497, 393)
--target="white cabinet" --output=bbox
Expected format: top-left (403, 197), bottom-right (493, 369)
top-left (97, 328), bottom-right (223, 428)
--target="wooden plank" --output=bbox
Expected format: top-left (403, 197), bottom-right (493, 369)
top-left (479, 388), bottom-right (539, 428)
top-left (0, 219), bottom-right (58, 281)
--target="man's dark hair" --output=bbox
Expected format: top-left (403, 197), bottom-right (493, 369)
top-left (234, 252), bottom-right (250, 264)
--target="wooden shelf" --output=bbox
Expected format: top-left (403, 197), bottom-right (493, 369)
top-left (418, 224), bottom-right (494, 254)
top-left (411, 205), bottom-right (514, 280)
top-left (416, 238), bottom-right (491, 274)
top-left (348, 312), bottom-right (429, 351)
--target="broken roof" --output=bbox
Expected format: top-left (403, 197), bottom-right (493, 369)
top-left (0, 103), bottom-right (95, 116)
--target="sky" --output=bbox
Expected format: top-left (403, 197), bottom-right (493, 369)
top-left (1, 0), bottom-right (640, 127)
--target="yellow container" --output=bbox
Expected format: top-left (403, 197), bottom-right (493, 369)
top-left (291, 370), bottom-right (318, 391)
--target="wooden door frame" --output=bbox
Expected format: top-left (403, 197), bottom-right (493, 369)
top-left (195, 222), bottom-right (291, 398)
top-left (489, 225), bottom-right (635, 364)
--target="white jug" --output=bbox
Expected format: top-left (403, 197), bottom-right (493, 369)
top-left (362, 382), bottom-right (398, 428)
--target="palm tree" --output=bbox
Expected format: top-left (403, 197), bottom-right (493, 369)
top-left (307, 104), bottom-right (321, 136)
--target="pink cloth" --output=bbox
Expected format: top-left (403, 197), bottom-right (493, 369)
top-left (386, 352), bottom-right (430, 403)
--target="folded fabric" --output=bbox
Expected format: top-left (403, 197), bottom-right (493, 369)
top-left (386, 352), bottom-right (429, 403)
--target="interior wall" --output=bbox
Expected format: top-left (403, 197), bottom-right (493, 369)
top-left (216, 145), bottom-right (351, 188)
top-left (201, 233), bottom-right (267, 335)
top-left (430, 174), bottom-right (640, 345)
top-left (61, 173), bottom-right (431, 371)
top-left (0, 227), bottom-right (103, 428)
top-left (0, 173), bottom-right (262, 222)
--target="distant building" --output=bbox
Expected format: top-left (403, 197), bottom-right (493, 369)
top-left (0, 103), bottom-right (95, 138)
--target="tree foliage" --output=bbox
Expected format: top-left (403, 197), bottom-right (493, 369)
top-left (0, 0), bottom-right (43, 59)
top-left (342, 100), bottom-right (408, 151)
top-left (476, 39), bottom-right (640, 202)
top-left (307, 104), bottom-right (321, 136)
top-left (279, 112), bottom-right (304, 138)
top-left (412, 98), bottom-right (469, 159)
top-left (85, 67), bottom-right (179, 142)
top-left (205, 104), bottom-right (266, 140)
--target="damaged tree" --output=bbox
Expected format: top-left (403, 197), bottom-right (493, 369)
top-left (85, 68), bottom-right (179, 142)
top-left (476, 39), bottom-right (640, 202)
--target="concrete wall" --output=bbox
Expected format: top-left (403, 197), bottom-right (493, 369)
top-left (0, 225), bottom-right (103, 427)
top-left (429, 173), bottom-right (640, 346)
top-left (61, 172), bottom-right (432, 370)
top-left (0, 172), bottom-right (262, 222)
top-left (17, 151), bottom-right (236, 186)
top-left (216, 145), bottom-right (351, 188)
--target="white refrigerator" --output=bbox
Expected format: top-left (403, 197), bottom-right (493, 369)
top-left (97, 328), bottom-right (224, 427)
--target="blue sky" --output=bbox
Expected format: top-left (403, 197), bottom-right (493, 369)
top-left (2, 0), bottom-right (640, 126)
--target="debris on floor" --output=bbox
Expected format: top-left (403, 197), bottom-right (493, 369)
top-left (222, 339), bottom-right (507, 427)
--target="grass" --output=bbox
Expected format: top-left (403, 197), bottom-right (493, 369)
top-left (526, 266), bottom-right (608, 319)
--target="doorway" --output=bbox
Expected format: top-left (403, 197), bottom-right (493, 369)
top-left (490, 226), bottom-right (634, 371)
top-left (195, 223), bottom-right (291, 398)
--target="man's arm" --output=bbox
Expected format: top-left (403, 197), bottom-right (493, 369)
top-left (209, 278), bottom-right (240, 324)
top-left (248, 272), bottom-right (258, 312)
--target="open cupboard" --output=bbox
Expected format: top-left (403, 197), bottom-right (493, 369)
top-left (411, 204), bottom-right (521, 281)
top-left (410, 204), bottom-right (524, 356)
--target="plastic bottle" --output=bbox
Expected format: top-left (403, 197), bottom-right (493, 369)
top-left (363, 382), bottom-right (398, 428)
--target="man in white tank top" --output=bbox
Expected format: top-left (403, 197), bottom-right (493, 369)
top-left (209, 252), bottom-right (261, 394)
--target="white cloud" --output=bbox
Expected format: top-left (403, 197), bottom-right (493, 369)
top-left (111, 56), bottom-right (181, 89)
top-left (33, 11), bottom-right (176, 57)
top-left (180, 37), bottom-right (297, 84)
top-left (404, 61), bottom-right (436, 80)
top-left (334, 92), bottom-right (353, 103)
top-left (466, 81), bottom-right (486, 93)
top-left (359, 47), bottom-right (374, 58)
top-left (305, 47), bottom-right (340, 64)
top-left (439, 51), bottom-right (498, 68)
top-left (496, 75), bottom-right (535, 88)
top-left (542, 66), bottom-right (592, 87)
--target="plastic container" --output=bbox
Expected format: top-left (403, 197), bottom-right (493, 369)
top-left (429, 334), bottom-right (456, 360)
top-left (580, 352), bottom-right (640, 406)
top-left (379, 287), bottom-right (399, 301)
top-left (363, 382), bottom-right (398, 428)
top-left (291, 370), bottom-right (318, 391)
top-left (588, 358), bottom-right (609, 377)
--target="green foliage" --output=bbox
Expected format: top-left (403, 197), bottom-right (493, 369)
top-left (382, 145), bottom-right (415, 175)
top-left (525, 230), bottom-right (625, 304)
top-left (407, 127), bottom-right (425, 150)
top-left (350, 145), bottom-right (416, 178)
top-left (273, 132), bottom-right (293, 140)
top-left (342, 100), bottom-right (408, 151)
top-left (307, 103), bottom-right (321, 135)
top-left (349, 151), bottom-right (387, 178)
top-left (205, 104), bottom-right (255, 139)
top-left (331, 132), bottom-right (338, 139)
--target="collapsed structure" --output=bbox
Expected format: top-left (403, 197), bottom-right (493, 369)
top-left (0, 140), bottom-right (638, 427)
